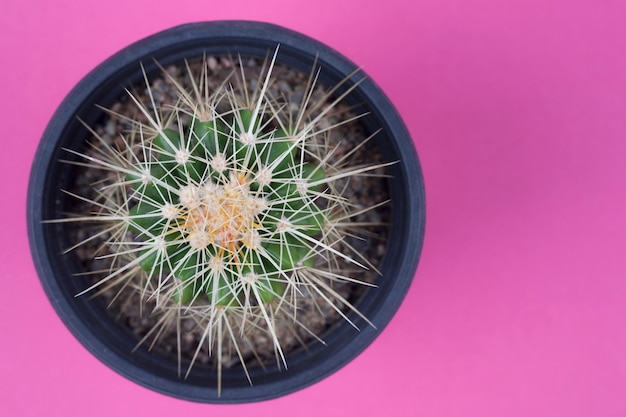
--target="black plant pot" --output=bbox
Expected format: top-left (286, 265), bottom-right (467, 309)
top-left (27, 21), bottom-right (425, 403)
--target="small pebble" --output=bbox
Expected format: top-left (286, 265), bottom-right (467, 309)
top-left (207, 56), bottom-right (218, 72)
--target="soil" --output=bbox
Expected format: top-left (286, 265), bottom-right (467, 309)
top-left (68, 55), bottom-right (391, 373)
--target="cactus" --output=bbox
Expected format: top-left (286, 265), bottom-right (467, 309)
top-left (58, 49), bottom-right (391, 395)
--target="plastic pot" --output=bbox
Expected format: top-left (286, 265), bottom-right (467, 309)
top-left (27, 21), bottom-right (425, 403)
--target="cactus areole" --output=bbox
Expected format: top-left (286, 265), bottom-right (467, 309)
top-left (27, 21), bottom-right (425, 403)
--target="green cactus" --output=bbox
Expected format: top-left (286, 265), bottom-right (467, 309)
top-left (125, 113), bottom-right (325, 307)
top-left (58, 50), bottom-right (391, 395)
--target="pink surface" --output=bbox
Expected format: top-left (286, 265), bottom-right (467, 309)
top-left (2, 1), bottom-right (626, 416)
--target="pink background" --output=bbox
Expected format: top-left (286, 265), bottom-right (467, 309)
top-left (2, 0), bottom-right (626, 416)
